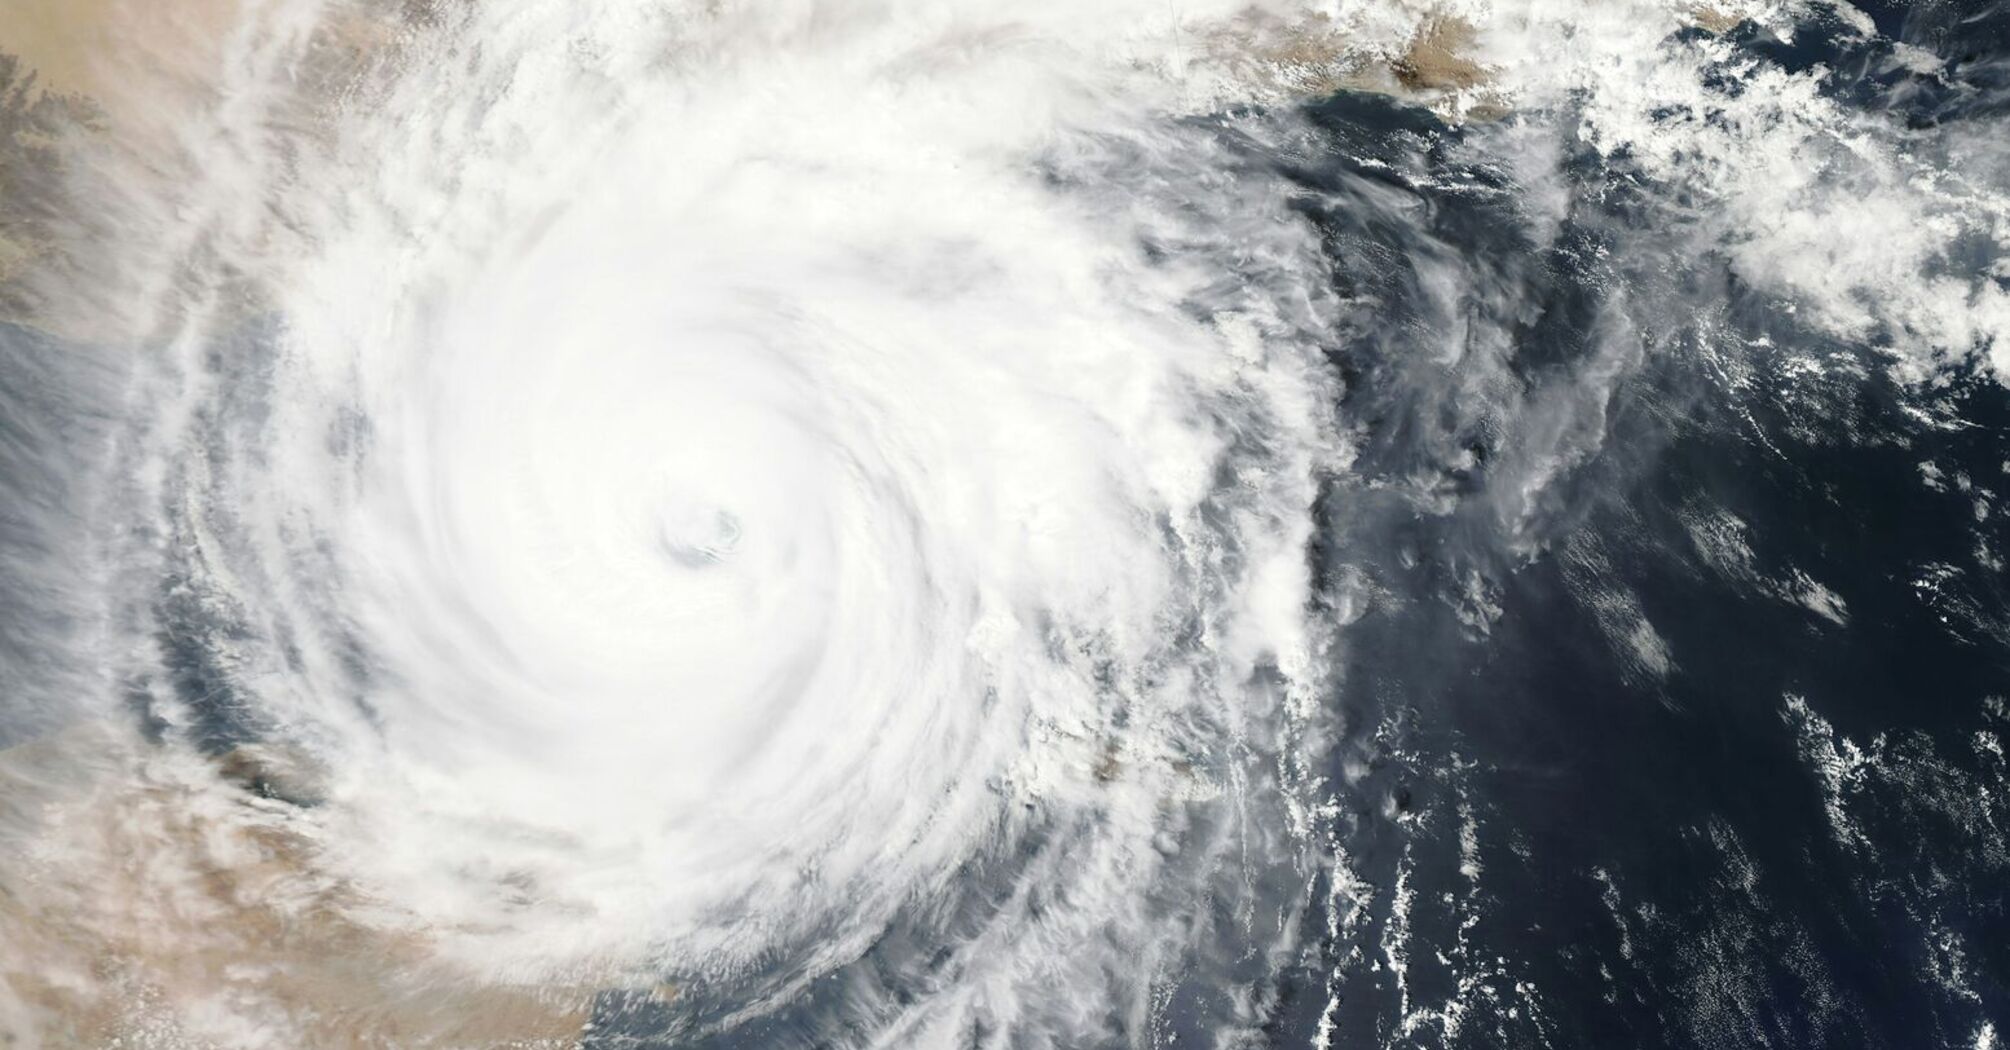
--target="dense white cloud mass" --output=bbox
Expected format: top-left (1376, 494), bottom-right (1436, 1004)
top-left (6, 1), bottom-right (1346, 1043)
top-left (254, 0), bottom-right (1343, 1002)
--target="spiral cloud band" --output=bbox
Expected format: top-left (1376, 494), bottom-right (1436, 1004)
top-left (1, 0), bottom-right (1344, 1041)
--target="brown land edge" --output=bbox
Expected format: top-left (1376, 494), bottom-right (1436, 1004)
top-left (0, 0), bottom-right (228, 337)
top-left (0, 725), bottom-right (1170, 1046)
top-left (0, 722), bottom-right (607, 1048)
top-left (0, 0), bottom-right (419, 340)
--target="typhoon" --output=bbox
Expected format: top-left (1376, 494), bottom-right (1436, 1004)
top-left (1, 0), bottom-right (2008, 1047)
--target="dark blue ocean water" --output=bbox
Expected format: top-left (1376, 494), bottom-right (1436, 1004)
top-left (1248, 6), bottom-right (2010, 1046)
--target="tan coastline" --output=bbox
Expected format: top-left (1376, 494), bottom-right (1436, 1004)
top-left (0, 0), bottom-right (236, 337)
top-left (0, 0), bottom-right (239, 110)
top-left (1202, 9), bottom-right (1508, 120)
top-left (0, 723), bottom-right (596, 1048)
top-left (0, 0), bottom-right (424, 341)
